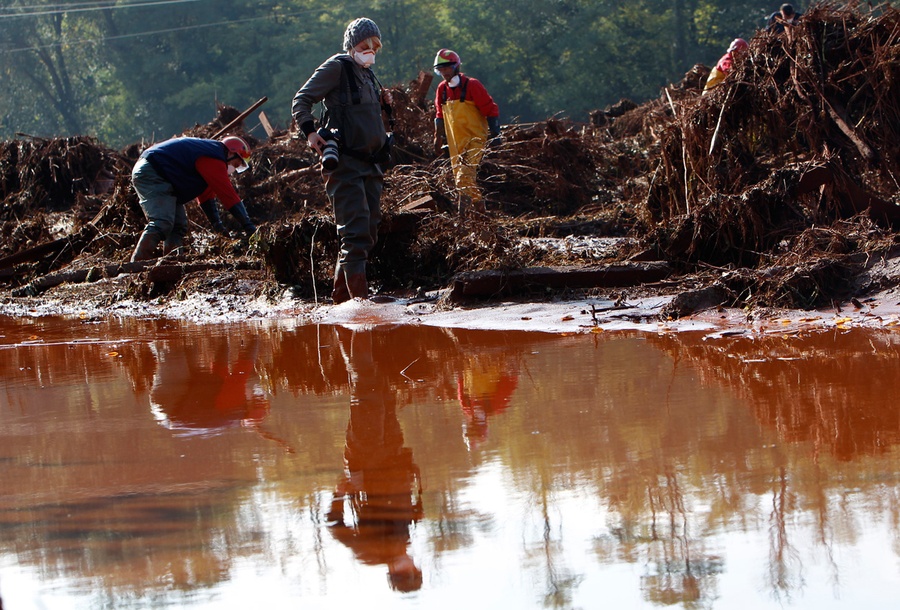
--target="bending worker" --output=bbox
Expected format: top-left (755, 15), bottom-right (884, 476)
top-left (292, 17), bottom-right (393, 303)
top-left (702, 38), bottom-right (749, 94)
top-left (433, 48), bottom-right (500, 215)
top-left (130, 136), bottom-right (257, 262)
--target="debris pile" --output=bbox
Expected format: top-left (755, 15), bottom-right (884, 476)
top-left (1, 3), bottom-right (898, 315)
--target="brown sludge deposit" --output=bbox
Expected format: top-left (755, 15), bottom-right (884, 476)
top-left (2, 3), bottom-right (900, 332)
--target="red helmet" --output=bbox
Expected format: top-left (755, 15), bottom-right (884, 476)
top-left (433, 48), bottom-right (461, 72)
top-left (728, 38), bottom-right (749, 53)
top-left (222, 136), bottom-right (251, 172)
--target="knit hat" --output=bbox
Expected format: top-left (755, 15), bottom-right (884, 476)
top-left (343, 18), bottom-right (381, 51)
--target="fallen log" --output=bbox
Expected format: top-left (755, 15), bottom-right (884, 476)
top-left (11, 261), bottom-right (261, 297)
top-left (0, 233), bottom-right (86, 271)
top-left (0, 201), bottom-right (116, 271)
top-left (447, 262), bottom-right (672, 302)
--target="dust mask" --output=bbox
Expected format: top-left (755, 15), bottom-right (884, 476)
top-left (448, 75), bottom-right (460, 87)
top-left (353, 50), bottom-right (376, 68)
top-left (227, 164), bottom-right (236, 176)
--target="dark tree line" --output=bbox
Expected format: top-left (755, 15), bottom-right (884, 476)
top-left (0, 0), bottom-right (785, 147)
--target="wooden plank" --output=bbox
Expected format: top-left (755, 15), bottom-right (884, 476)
top-left (448, 262), bottom-right (673, 301)
top-left (413, 71), bottom-right (434, 106)
top-left (400, 195), bottom-right (436, 213)
top-left (211, 97), bottom-right (267, 139)
top-left (259, 111), bottom-right (275, 137)
top-left (0, 238), bottom-right (75, 270)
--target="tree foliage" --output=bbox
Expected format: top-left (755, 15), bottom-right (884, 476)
top-left (0, 0), bottom-right (787, 147)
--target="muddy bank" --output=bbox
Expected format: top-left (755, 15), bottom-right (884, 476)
top-left (1, 3), bottom-right (899, 331)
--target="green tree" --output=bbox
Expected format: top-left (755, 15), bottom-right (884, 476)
top-left (0, 0), bottom-right (105, 136)
top-left (0, 0), bottom-right (790, 146)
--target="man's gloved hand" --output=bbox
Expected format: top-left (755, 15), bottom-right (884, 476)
top-left (434, 117), bottom-right (448, 157)
top-left (228, 200), bottom-right (257, 237)
top-left (487, 116), bottom-right (502, 148)
top-left (199, 199), bottom-right (229, 235)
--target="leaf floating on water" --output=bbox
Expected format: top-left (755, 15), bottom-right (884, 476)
top-left (106, 351), bottom-right (119, 357)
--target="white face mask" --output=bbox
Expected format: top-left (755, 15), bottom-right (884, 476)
top-left (353, 50), bottom-right (376, 68)
top-left (227, 164), bottom-right (236, 176)
top-left (448, 75), bottom-right (460, 87)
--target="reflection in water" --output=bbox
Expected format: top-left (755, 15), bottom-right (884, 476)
top-left (2, 316), bottom-right (900, 608)
top-left (452, 329), bottom-right (519, 449)
top-left (327, 327), bottom-right (424, 592)
top-left (645, 329), bottom-right (900, 602)
top-left (148, 334), bottom-right (269, 437)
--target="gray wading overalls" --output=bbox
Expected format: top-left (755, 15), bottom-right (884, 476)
top-left (293, 54), bottom-right (390, 300)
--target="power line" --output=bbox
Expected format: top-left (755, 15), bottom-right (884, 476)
top-left (0, 0), bottom-right (205, 19)
top-left (0, 7), bottom-right (333, 54)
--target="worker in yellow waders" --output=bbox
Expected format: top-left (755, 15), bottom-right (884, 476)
top-left (432, 49), bottom-right (500, 215)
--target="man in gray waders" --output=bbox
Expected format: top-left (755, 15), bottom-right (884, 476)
top-left (291, 17), bottom-right (393, 303)
top-left (130, 136), bottom-right (257, 262)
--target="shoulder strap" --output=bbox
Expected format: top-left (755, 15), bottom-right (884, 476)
top-left (440, 76), bottom-right (470, 104)
top-left (335, 55), bottom-right (362, 105)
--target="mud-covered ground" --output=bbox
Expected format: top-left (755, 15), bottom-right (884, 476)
top-left (1, 4), bottom-right (899, 333)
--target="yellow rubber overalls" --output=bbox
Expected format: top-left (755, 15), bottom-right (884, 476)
top-left (441, 79), bottom-right (489, 205)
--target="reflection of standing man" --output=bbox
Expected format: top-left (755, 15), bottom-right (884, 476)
top-left (326, 327), bottom-right (424, 592)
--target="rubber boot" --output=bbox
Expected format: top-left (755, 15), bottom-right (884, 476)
top-left (130, 231), bottom-right (162, 262)
top-left (332, 265), bottom-right (350, 304)
top-left (346, 272), bottom-right (369, 300)
top-left (163, 233), bottom-right (184, 257)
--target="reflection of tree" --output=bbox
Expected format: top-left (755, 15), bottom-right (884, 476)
top-left (641, 329), bottom-right (900, 601)
top-left (616, 466), bottom-right (723, 607)
top-left (647, 330), bottom-right (900, 461)
top-left (326, 327), bottom-right (424, 592)
top-left (767, 467), bottom-right (803, 601)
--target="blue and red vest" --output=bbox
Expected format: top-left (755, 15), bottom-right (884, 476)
top-left (141, 137), bottom-right (227, 204)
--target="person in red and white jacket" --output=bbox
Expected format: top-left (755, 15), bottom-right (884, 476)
top-left (703, 38), bottom-right (749, 95)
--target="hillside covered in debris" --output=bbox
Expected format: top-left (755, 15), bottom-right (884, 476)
top-left (1, 3), bottom-right (898, 318)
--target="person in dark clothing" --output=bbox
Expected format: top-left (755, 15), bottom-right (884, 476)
top-left (130, 136), bottom-right (257, 262)
top-left (767, 3), bottom-right (802, 33)
top-left (291, 17), bottom-right (393, 303)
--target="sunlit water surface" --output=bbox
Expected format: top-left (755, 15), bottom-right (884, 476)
top-left (1, 315), bottom-right (899, 609)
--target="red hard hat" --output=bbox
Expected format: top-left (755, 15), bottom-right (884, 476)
top-left (222, 136), bottom-right (251, 162)
top-left (433, 48), bottom-right (461, 70)
top-left (222, 136), bottom-right (251, 172)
